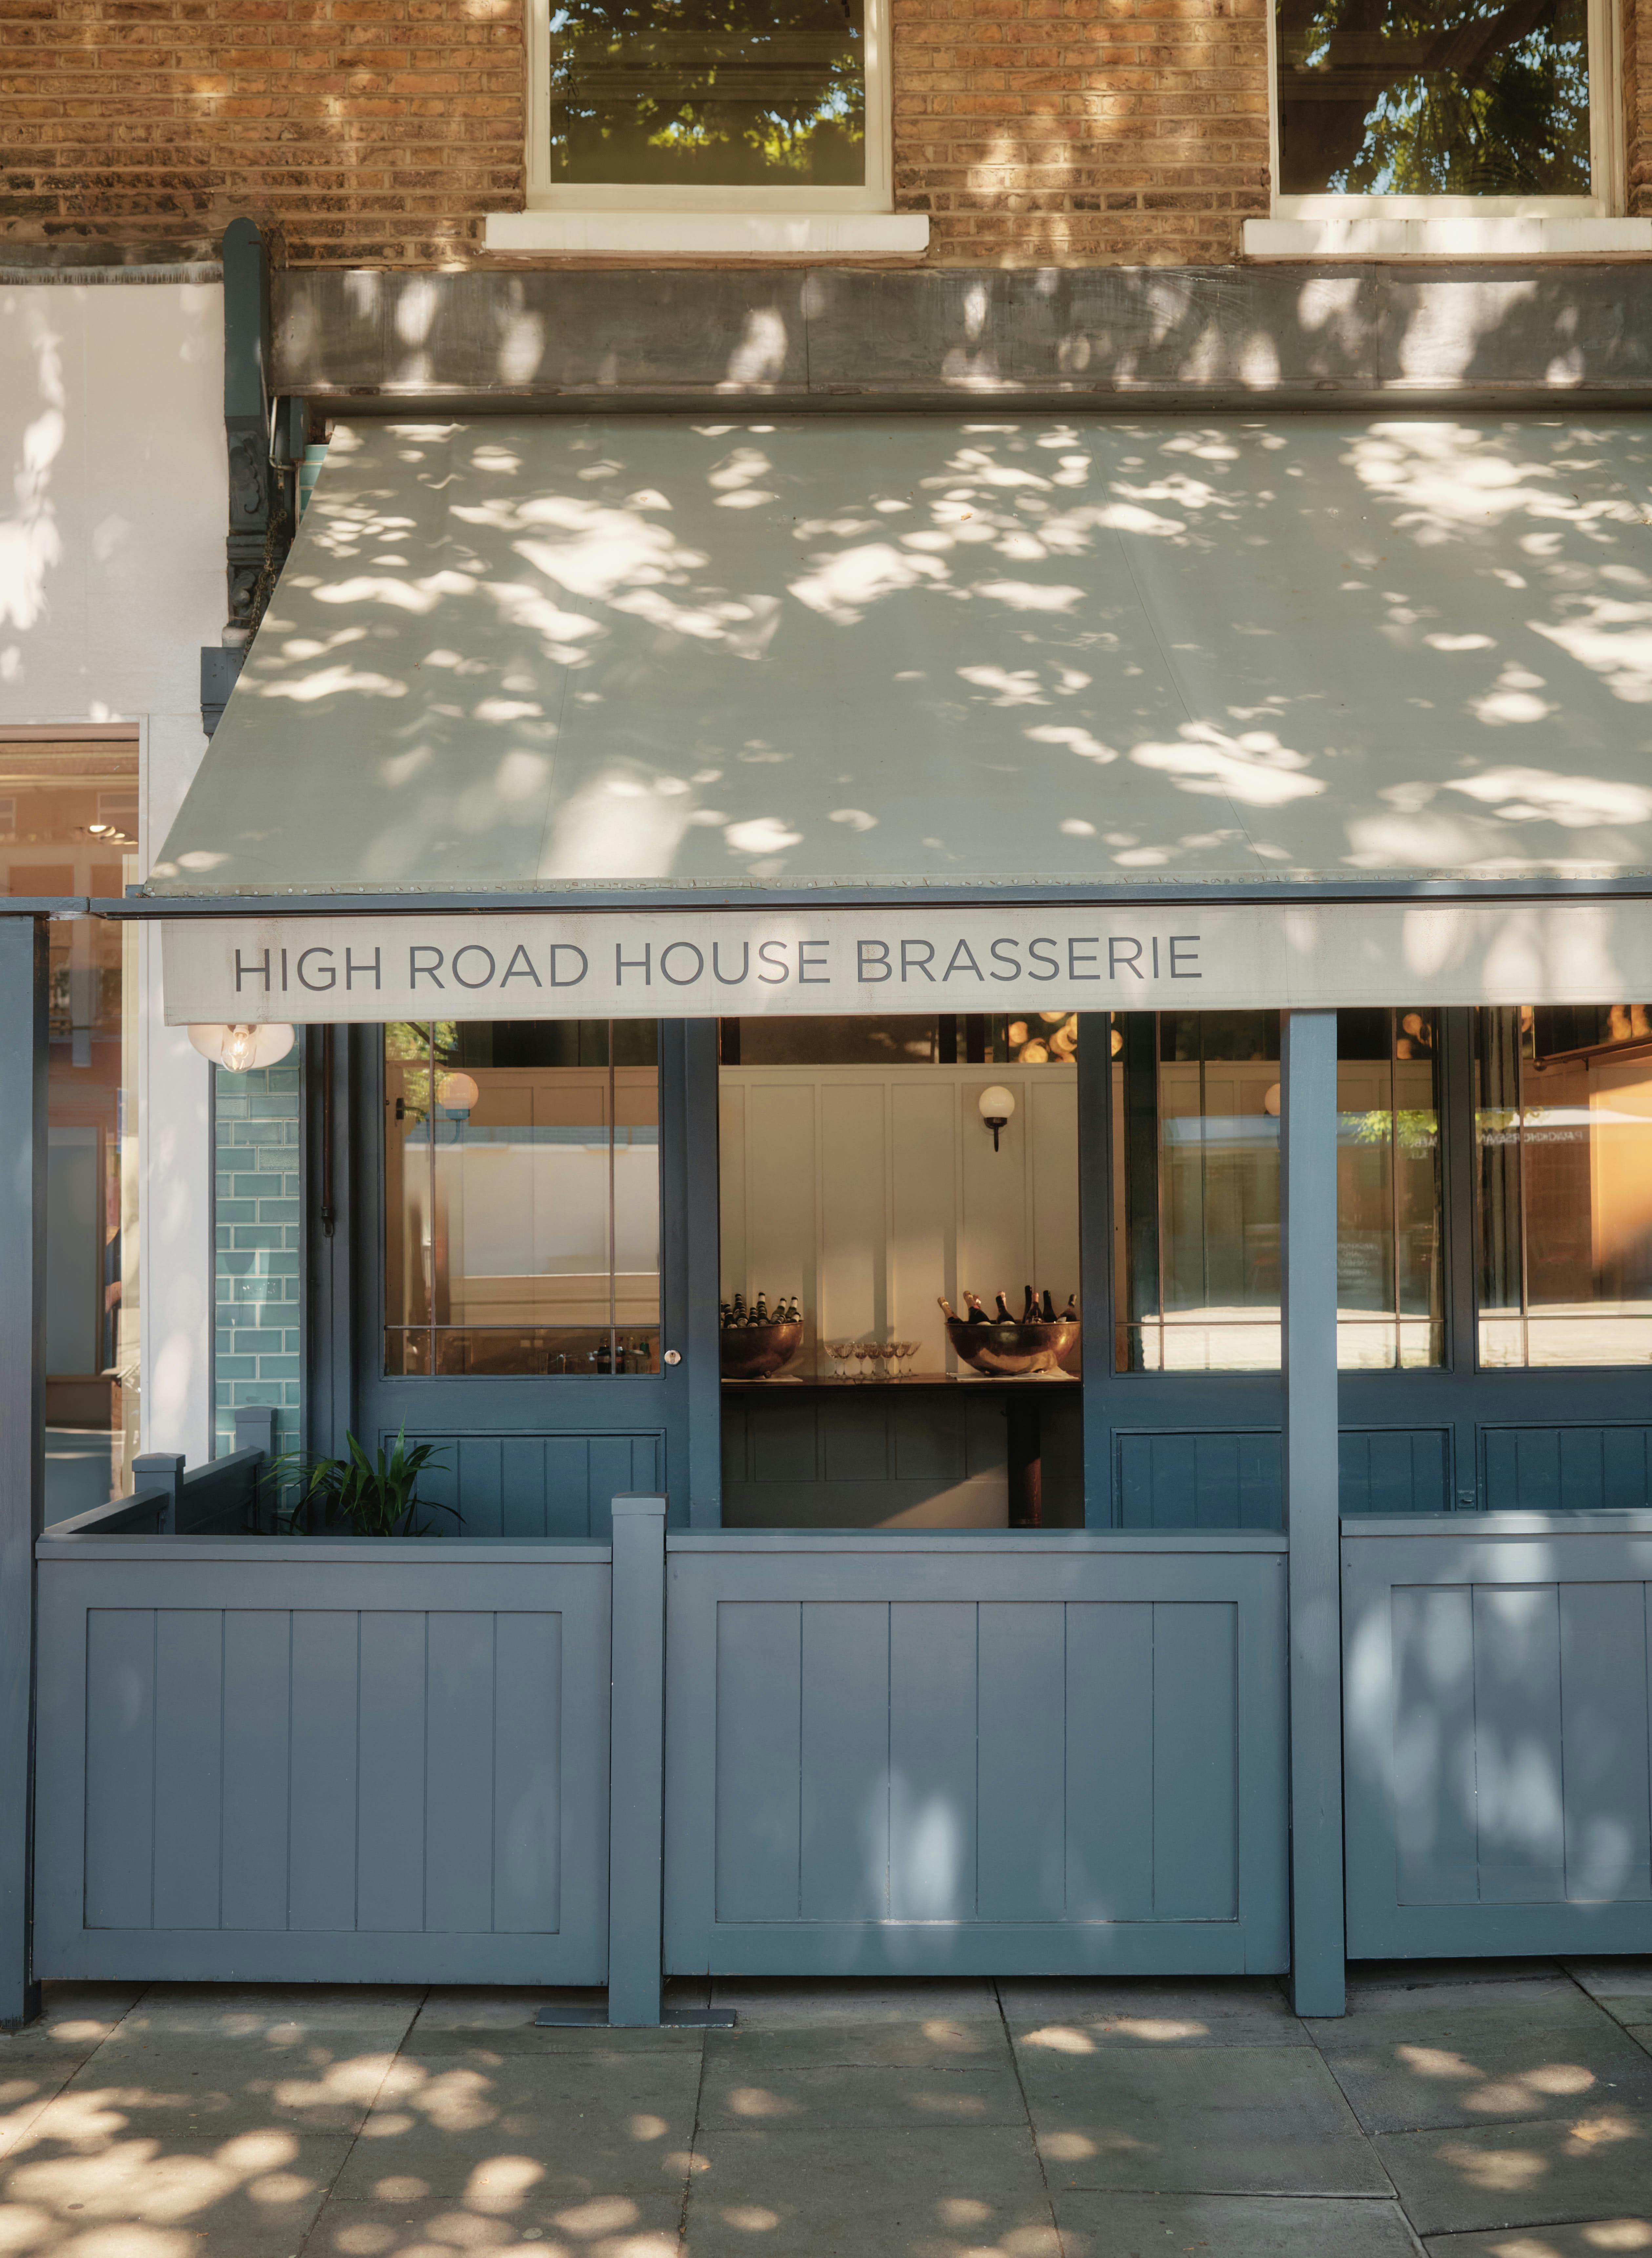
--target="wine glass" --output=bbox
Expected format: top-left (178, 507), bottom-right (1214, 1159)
top-left (878, 1341), bottom-right (898, 1381)
top-left (827, 1339), bottom-right (856, 1381)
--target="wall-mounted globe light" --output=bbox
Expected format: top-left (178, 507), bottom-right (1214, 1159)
top-left (977, 1083), bottom-right (1016, 1153)
top-left (188, 1022), bottom-right (296, 1074)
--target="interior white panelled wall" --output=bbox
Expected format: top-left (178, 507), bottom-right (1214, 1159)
top-left (718, 1065), bottom-right (1080, 1376)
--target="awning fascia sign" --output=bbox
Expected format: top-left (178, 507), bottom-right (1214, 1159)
top-left (163, 901), bottom-right (1652, 1022)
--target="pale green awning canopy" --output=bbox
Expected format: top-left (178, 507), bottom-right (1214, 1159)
top-left (149, 411), bottom-right (1652, 898)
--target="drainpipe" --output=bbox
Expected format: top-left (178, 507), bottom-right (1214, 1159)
top-left (200, 219), bottom-right (299, 739)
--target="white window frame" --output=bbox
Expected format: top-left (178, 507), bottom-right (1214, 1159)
top-left (524, 0), bottom-right (893, 212)
top-left (1265, 0), bottom-right (1622, 219)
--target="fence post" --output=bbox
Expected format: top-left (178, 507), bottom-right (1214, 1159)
top-left (607, 1495), bottom-right (667, 2027)
top-left (1281, 1008), bottom-right (1347, 2016)
top-left (132, 1454), bottom-right (186, 1536)
top-left (0, 916), bottom-right (46, 2027)
top-left (233, 1407), bottom-right (277, 1462)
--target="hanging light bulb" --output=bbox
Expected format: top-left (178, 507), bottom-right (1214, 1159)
top-left (188, 1023), bottom-right (296, 1072)
top-left (436, 1071), bottom-right (479, 1112)
top-left (977, 1083), bottom-right (1016, 1152)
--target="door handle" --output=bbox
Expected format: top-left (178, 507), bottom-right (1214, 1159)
top-left (663, 1349), bottom-right (681, 1366)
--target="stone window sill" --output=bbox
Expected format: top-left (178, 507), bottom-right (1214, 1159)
top-left (484, 212), bottom-right (930, 258)
top-left (1246, 216), bottom-right (1652, 258)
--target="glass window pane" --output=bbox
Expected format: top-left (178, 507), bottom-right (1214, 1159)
top-left (0, 738), bottom-right (140, 1515)
top-left (1477, 1004), bottom-right (1652, 1366)
top-left (384, 1019), bottom-right (660, 1377)
top-left (1276, 0), bottom-right (1591, 196)
top-left (718, 1014), bottom-right (1081, 1529)
top-left (550, 0), bottom-right (866, 188)
top-left (1113, 1009), bottom-right (1443, 1373)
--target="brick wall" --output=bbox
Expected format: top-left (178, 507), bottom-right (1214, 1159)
top-left (893, 0), bottom-right (1270, 263)
top-left (1, 0), bottom-right (523, 267)
top-left (1, 0), bottom-right (1646, 267)
top-left (214, 1058), bottom-right (302, 1460)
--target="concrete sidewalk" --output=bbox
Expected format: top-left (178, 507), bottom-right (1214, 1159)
top-left (0, 1962), bottom-right (1647, 2256)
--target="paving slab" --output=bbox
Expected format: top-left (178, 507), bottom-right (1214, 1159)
top-left (0, 2124), bottom-right (353, 2258)
top-left (698, 2055), bottom-right (1026, 2129)
top-left (1017, 2039), bottom-right (1393, 2195)
top-left (1377, 2108), bottom-right (1652, 2235)
top-left (700, 2015), bottom-right (1008, 2069)
top-left (1053, 2190), bottom-right (1426, 2256)
top-left (683, 2124), bottom-right (1056, 2258)
top-left (1345, 1967), bottom-right (1577, 2015)
top-left (1000, 1977), bottom-right (1308, 2050)
top-left (0, 1985), bottom-right (147, 2163)
top-left (310, 2188), bottom-right (686, 2254)
top-left (407, 2022), bottom-right (710, 2059)
top-left (1425, 2222), bottom-right (1652, 2257)
top-left (331, 2047), bottom-right (704, 2205)
top-left (40, 2033), bottom-right (405, 2138)
top-left (1562, 1961), bottom-right (1652, 2028)
top-left (119, 1982), bottom-right (424, 2042)
top-left (1310, 1999), bottom-right (1652, 2134)
top-left (708, 1977), bottom-right (1001, 2029)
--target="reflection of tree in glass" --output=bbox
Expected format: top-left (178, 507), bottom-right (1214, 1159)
top-left (550, 0), bottom-right (865, 187)
top-left (1276, 0), bottom-right (1589, 193)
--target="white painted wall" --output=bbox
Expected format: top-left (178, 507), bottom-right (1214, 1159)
top-left (0, 281), bottom-right (225, 1462)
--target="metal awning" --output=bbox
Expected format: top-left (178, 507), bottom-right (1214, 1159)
top-left (149, 410), bottom-right (1652, 903)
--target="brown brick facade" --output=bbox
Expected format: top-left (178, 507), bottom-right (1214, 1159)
top-left (0, 0), bottom-right (525, 267)
top-left (0, 0), bottom-right (1644, 267)
top-left (893, 0), bottom-right (1270, 264)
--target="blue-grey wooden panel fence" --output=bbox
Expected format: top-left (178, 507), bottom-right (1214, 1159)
top-left (403, 1431), bottom-right (662, 1539)
top-left (1343, 1513), bottom-right (1652, 1958)
top-left (663, 1531), bottom-right (1288, 1977)
top-left (34, 1539), bottom-right (611, 1983)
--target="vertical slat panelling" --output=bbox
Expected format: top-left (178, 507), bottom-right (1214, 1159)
top-left (1392, 1584), bottom-right (1479, 1905)
top-left (412, 1438), bottom-right (462, 1529)
top-left (819, 1082), bottom-right (886, 1345)
top-left (1558, 1429), bottom-right (1603, 1515)
top-left (425, 1613), bottom-right (497, 1933)
top-left (501, 1437), bottom-right (549, 1538)
top-left (152, 1611), bottom-right (224, 1931)
top-left (889, 1602), bottom-right (978, 1920)
top-left (587, 1437), bottom-right (636, 1542)
top-left (1603, 1428), bottom-right (1651, 1511)
top-left (1482, 1430), bottom-right (1516, 1509)
top-left (715, 1603), bottom-right (802, 1921)
top-left (1236, 1435), bottom-right (1282, 1529)
top-left (289, 1612), bottom-right (361, 1931)
top-left (220, 1610), bottom-right (293, 1931)
top-left (1066, 1603), bottom-right (1154, 1918)
top-left (822, 1392), bottom-right (888, 1483)
top-left (1559, 1584), bottom-right (1652, 1903)
top-left (977, 1603), bottom-right (1066, 1921)
top-left (1195, 1437), bottom-right (1240, 1530)
top-left (84, 1610), bottom-right (155, 1930)
top-left (745, 1083), bottom-right (816, 1332)
top-left (717, 1082), bottom-right (748, 1294)
top-left (1473, 1585), bottom-right (1566, 1903)
top-left (1339, 1435), bottom-right (1372, 1518)
top-left (1513, 1430), bottom-right (1562, 1513)
top-left (356, 1612), bottom-right (427, 1933)
top-left (544, 1437), bottom-right (593, 1538)
top-left (494, 1611), bottom-right (562, 1934)
top-left (890, 1082), bottom-right (957, 1376)
top-left (456, 1439), bottom-right (503, 1538)
top-left (1029, 1077), bottom-right (1081, 1314)
top-left (1152, 1602), bottom-right (1238, 1919)
top-left (751, 1399), bottom-right (819, 1485)
top-left (799, 1602), bottom-right (890, 1921)
top-left (630, 1435), bottom-right (662, 1493)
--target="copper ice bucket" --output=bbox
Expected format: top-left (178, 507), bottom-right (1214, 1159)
top-left (946, 1316), bottom-right (1081, 1377)
top-left (719, 1321), bottom-right (805, 1381)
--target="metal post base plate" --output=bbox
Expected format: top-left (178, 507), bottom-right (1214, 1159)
top-left (534, 2004), bottom-right (737, 2029)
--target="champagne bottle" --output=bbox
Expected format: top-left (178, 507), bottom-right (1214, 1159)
top-left (1060, 1293), bottom-right (1078, 1321)
top-left (1041, 1289), bottom-right (1057, 1322)
top-left (937, 1296), bottom-right (958, 1321)
top-left (755, 1291), bottom-right (770, 1324)
top-left (732, 1291), bottom-right (746, 1325)
top-left (1022, 1285), bottom-right (1036, 1322)
top-left (965, 1292), bottom-right (990, 1325)
top-left (788, 1296), bottom-right (801, 1323)
top-left (994, 1291), bottom-right (1013, 1322)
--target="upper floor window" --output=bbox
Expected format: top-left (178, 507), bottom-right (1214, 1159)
top-left (1272, 0), bottom-right (1616, 209)
top-left (528, 0), bottom-right (890, 207)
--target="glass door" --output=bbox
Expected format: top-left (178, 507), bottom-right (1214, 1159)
top-left (349, 1015), bottom-right (694, 1537)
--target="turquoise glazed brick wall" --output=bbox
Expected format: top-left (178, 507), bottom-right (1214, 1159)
top-left (214, 1059), bottom-right (302, 1458)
